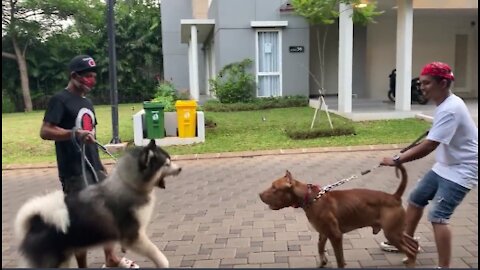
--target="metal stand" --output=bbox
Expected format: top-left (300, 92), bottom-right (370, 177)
top-left (310, 89), bottom-right (333, 130)
top-left (107, 0), bottom-right (121, 144)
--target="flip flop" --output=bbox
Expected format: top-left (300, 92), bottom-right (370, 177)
top-left (102, 257), bottom-right (139, 268)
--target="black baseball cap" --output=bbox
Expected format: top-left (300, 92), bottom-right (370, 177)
top-left (68, 55), bottom-right (97, 73)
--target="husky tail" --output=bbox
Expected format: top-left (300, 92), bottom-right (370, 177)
top-left (14, 190), bottom-right (70, 241)
top-left (14, 190), bottom-right (70, 267)
top-left (393, 164), bottom-right (408, 200)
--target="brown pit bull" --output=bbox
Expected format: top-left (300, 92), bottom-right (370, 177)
top-left (259, 165), bottom-right (418, 268)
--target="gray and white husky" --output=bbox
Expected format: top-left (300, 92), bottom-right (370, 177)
top-left (14, 139), bottom-right (182, 268)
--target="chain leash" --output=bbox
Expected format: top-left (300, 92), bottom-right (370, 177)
top-left (314, 174), bottom-right (358, 201)
top-left (311, 129), bottom-right (429, 201)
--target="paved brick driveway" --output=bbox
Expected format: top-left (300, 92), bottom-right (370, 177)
top-left (2, 149), bottom-right (477, 268)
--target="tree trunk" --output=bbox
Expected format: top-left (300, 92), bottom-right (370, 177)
top-left (12, 37), bottom-right (33, 112)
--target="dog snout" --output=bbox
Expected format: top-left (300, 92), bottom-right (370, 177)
top-left (259, 191), bottom-right (280, 210)
top-left (170, 162), bottom-right (182, 175)
top-left (259, 191), bottom-right (268, 203)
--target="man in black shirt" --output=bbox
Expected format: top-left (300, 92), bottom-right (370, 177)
top-left (40, 55), bottom-right (139, 268)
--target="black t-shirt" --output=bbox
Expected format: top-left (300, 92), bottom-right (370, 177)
top-left (43, 89), bottom-right (104, 179)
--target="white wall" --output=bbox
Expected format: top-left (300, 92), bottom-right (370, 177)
top-left (309, 24), bottom-right (368, 97)
top-left (366, 10), bottom-right (478, 99)
top-left (414, 0), bottom-right (478, 9)
top-left (365, 14), bottom-right (397, 99)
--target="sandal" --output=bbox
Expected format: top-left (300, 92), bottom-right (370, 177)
top-left (102, 257), bottom-right (140, 268)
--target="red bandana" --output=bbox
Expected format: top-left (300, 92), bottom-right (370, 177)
top-left (420, 62), bottom-right (455, 81)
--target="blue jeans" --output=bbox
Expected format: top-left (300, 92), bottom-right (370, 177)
top-left (408, 170), bottom-right (470, 224)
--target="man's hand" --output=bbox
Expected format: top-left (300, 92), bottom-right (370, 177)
top-left (380, 140), bottom-right (439, 167)
top-left (380, 157), bottom-right (396, 166)
top-left (75, 129), bottom-right (95, 144)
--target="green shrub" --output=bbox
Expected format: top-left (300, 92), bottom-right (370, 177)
top-left (252, 95), bottom-right (308, 108)
top-left (151, 95), bottom-right (176, 112)
top-left (31, 92), bottom-right (52, 110)
top-left (2, 90), bottom-right (16, 113)
top-left (176, 91), bottom-right (191, 100)
top-left (151, 81), bottom-right (177, 112)
top-left (202, 96), bottom-right (308, 112)
top-left (154, 81), bottom-right (176, 98)
top-left (204, 116), bottom-right (217, 128)
top-left (285, 125), bottom-right (356, 140)
top-left (209, 59), bottom-right (255, 103)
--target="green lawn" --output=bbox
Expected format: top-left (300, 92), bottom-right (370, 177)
top-left (2, 103), bottom-right (140, 164)
top-left (2, 104), bottom-right (431, 165)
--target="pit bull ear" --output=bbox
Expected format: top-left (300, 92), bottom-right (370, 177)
top-left (285, 170), bottom-right (293, 182)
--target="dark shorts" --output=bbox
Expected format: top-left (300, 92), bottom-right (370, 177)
top-left (408, 170), bottom-right (470, 224)
top-left (60, 170), bottom-right (107, 195)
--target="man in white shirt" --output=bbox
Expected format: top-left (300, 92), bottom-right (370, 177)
top-left (379, 62), bottom-right (478, 268)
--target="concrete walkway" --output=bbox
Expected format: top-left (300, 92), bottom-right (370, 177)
top-left (2, 148), bottom-right (477, 268)
top-left (316, 97), bottom-right (478, 124)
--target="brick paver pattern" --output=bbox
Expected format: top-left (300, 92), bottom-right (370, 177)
top-left (2, 150), bottom-right (477, 268)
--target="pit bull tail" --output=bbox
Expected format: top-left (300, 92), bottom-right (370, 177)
top-left (393, 164), bottom-right (407, 200)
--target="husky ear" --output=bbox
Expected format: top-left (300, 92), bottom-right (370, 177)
top-left (147, 139), bottom-right (156, 150)
top-left (140, 142), bottom-right (155, 169)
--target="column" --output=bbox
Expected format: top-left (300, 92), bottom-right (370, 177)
top-left (190, 25), bottom-right (199, 101)
top-left (188, 35), bottom-right (193, 98)
top-left (338, 3), bottom-right (353, 114)
top-left (395, 0), bottom-right (413, 111)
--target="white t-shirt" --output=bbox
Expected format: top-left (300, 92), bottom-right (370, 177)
top-left (427, 94), bottom-right (478, 189)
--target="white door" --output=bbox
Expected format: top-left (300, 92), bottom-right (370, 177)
top-left (453, 33), bottom-right (469, 93)
top-left (453, 29), bottom-right (476, 95)
top-left (205, 39), bottom-right (216, 97)
top-left (256, 30), bottom-right (282, 97)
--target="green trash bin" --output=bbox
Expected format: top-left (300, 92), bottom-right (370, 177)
top-left (143, 101), bottom-right (165, 139)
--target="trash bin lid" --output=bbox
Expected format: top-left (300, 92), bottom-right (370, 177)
top-left (143, 101), bottom-right (164, 109)
top-left (175, 100), bottom-right (197, 108)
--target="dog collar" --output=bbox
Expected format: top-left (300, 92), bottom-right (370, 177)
top-left (292, 184), bottom-right (321, 209)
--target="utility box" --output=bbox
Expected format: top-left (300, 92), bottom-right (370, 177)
top-left (175, 100), bottom-right (197, 138)
top-left (143, 101), bottom-right (165, 139)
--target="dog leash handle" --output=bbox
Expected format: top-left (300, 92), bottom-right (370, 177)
top-left (95, 141), bottom-right (117, 161)
top-left (317, 131), bottom-right (429, 195)
top-left (400, 130), bottom-right (429, 153)
top-left (361, 164), bottom-right (381, 175)
top-left (361, 169), bottom-right (371, 175)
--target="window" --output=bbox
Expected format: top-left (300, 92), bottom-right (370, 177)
top-left (256, 30), bottom-right (282, 97)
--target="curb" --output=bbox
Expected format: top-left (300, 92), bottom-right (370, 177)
top-left (2, 143), bottom-right (409, 171)
top-left (171, 143), bottom-right (408, 161)
top-left (415, 113), bottom-right (433, 122)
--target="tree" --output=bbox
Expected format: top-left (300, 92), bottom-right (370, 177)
top-left (112, 0), bottom-right (163, 102)
top-left (291, 0), bottom-right (382, 94)
top-left (2, 0), bottom-right (163, 111)
top-left (1, 0), bottom-right (101, 111)
top-left (78, 0), bottom-right (163, 104)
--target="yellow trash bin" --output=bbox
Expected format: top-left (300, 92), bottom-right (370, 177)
top-left (175, 100), bottom-right (197, 138)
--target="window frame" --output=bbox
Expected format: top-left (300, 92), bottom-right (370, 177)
top-left (255, 28), bottom-right (283, 97)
